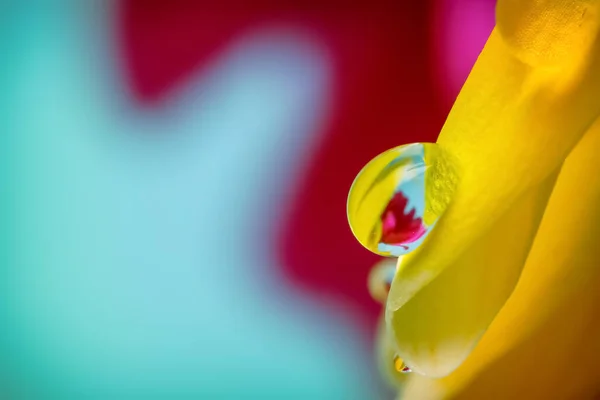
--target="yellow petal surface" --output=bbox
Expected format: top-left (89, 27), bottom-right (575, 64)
top-left (497, 0), bottom-right (600, 66)
top-left (387, 0), bottom-right (600, 377)
top-left (388, 170), bottom-right (557, 377)
top-left (403, 115), bottom-right (600, 400)
top-left (374, 313), bottom-right (409, 390)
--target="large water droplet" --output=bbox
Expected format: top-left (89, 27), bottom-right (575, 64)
top-left (367, 258), bottom-right (398, 303)
top-left (347, 143), bottom-right (457, 256)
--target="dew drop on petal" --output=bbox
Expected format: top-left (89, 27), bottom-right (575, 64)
top-left (347, 143), bottom-right (458, 256)
top-left (367, 258), bottom-right (398, 303)
top-left (393, 354), bottom-right (412, 374)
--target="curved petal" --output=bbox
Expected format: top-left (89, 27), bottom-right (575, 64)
top-left (375, 313), bottom-right (409, 389)
top-left (387, 0), bottom-right (600, 377)
top-left (404, 115), bottom-right (600, 399)
top-left (388, 169), bottom-right (557, 377)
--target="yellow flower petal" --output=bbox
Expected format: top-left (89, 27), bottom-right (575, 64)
top-left (387, 0), bottom-right (600, 377)
top-left (497, 0), bottom-right (600, 66)
top-left (388, 170), bottom-right (557, 377)
top-left (404, 115), bottom-right (600, 399)
top-left (375, 313), bottom-right (409, 389)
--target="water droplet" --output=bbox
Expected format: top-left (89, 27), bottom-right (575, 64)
top-left (367, 258), bottom-right (398, 303)
top-left (393, 354), bottom-right (412, 374)
top-left (347, 143), bottom-right (458, 256)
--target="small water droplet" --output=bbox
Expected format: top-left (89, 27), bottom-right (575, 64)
top-left (393, 354), bottom-right (412, 374)
top-left (367, 258), bottom-right (398, 303)
top-left (347, 143), bottom-right (458, 256)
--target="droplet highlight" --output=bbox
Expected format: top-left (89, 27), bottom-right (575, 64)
top-left (347, 143), bottom-right (457, 256)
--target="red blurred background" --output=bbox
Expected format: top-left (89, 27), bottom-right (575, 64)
top-left (120, 0), bottom-right (492, 334)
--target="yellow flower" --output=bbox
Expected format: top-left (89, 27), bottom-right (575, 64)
top-left (403, 116), bottom-right (600, 398)
top-left (358, 0), bottom-right (600, 397)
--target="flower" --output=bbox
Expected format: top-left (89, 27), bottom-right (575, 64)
top-left (371, 0), bottom-right (600, 397)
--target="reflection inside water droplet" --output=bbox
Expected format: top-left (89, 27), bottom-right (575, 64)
top-left (393, 354), bottom-right (412, 374)
top-left (347, 143), bottom-right (458, 256)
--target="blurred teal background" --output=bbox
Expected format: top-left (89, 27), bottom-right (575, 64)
top-left (2, 4), bottom-right (377, 399)
top-left (0, 1), bottom-right (493, 398)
